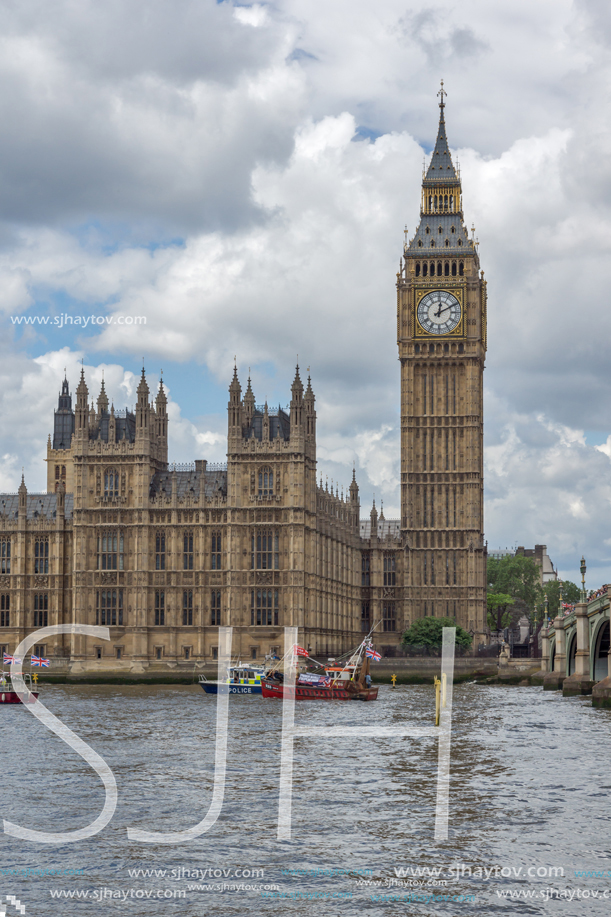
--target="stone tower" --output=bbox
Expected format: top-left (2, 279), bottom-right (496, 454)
top-left (397, 84), bottom-right (487, 636)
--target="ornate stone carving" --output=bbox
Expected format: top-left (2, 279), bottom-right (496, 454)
top-left (100, 572), bottom-right (117, 585)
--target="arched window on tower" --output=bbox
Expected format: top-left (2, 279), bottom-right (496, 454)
top-left (459, 261), bottom-right (464, 276)
top-left (155, 532), bottom-right (166, 570)
top-left (104, 469), bottom-right (119, 498)
top-left (452, 261), bottom-right (457, 276)
top-left (415, 263), bottom-right (420, 277)
top-left (437, 261), bottom-right (442, 275)
top-left (258, 467), bottom-right (273, 497)
top-left (450, 196), bottom-right (454, 211)
top-left (430, 240), bottom-right (435, 248)
top-left (430, 262), bottom-right (435, 276)
top-left (423, 263), bottom-right (428, 277)
top-left (444, 261), bottom-right (449, 275)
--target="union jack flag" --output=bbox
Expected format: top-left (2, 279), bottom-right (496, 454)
top-left (365, 647), bottom-right (381, 661)
top-left (3, 653), bottom-right (22, 665)
top-left (31, 655), bottom-right (50, 668)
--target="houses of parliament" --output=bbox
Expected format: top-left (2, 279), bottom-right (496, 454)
top-left (0, 91), bottom-right (488, 671)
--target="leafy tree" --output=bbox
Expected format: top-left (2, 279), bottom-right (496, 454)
top-left (487, 555), bottom-right (542, 614)
top-left (486, 593), bottom-right (514, 632)
top-left (540, 580), bottom-right (581, 618)
top-left (402, 617), bottom-right (472, 650)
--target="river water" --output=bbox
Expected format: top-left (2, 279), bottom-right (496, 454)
top-left (0, 682), bottom-right (610, 916)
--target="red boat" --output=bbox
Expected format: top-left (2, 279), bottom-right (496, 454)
top-left (261, 676), bottom-right (378, 701)
top-left (261, 646), bottom-right (379, 701)
top-left (0, 672), bottom-right (39, 705)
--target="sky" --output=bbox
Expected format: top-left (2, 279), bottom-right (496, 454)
top-left (0, 0), bottom-right (610, 588)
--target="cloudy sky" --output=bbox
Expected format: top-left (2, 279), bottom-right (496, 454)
top-left (0, 0), bottom-right (610, 588)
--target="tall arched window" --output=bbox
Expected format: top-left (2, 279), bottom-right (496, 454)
top-left (155, 532), bottom-right (166, 570)
top-left (0, 538), bottom-right (10, 574)
top-left (104, 469), bottom-right (119, 498)
top-left (97, 531), bottom-right (124, 570)
top-left (211, 532), bottom-right (222, 569)
top-left (34, 593), bottom-right (48, 627)
top-left (252, 531), bottom-right (279, 570)
top-left (34, 538), bottom-right (49, 574)
top-left (183, 532), bottom-right (193, 570)
top-left (258, 467), bottom-right (274, 497)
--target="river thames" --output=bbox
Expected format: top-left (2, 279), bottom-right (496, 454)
top-left (1, 681), bottom-right (610, 916)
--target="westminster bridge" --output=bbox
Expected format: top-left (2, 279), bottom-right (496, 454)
top-left (541, 588), bottom-right (611, 707)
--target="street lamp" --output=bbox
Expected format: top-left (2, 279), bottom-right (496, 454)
top-left (558, 580), bottom-right (563, 616)
top-left (580, 555), bottom-right (587, 603)
top-left (544, 592), bottom-right (549, 627)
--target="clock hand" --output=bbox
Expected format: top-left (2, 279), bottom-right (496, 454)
top-left (435, 304), bottom-right (451, 318)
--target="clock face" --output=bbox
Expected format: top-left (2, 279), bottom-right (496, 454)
top-left (417, 290), bottom-right (461, 335)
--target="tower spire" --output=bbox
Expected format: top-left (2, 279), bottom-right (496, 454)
top-left (424, 81), bottom-right (457, 182)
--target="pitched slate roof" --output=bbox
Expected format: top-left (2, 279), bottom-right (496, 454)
top-left (0, 493), bottom-right (74, 520)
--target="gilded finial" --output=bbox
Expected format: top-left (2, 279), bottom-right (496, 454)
top-left (437, 79), bottom-right (446, 110)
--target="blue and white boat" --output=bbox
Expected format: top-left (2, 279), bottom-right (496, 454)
top-left (199, 662), bottom-right (268, 695)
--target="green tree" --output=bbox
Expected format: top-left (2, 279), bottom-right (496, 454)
top-left (487, 555), bottom-right (542, 615)
top-left (402, 617), bottom-right (473, 651)
top-left (486, 593), bottom-right (514, 632)
top-left (541, 580), bottom-right (580, 617)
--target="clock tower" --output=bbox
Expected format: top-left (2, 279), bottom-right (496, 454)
top-left (398, 84), bottom-right (487, 637)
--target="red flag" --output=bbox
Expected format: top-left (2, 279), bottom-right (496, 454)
top-left (292, 644), bottom-right (309, 657)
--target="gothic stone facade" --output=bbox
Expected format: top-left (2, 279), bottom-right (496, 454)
top-left (0, 367), bottom-right (404, 672)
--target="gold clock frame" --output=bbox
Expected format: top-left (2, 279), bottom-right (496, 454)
top-left (414, 286), bottom-right (465, 338)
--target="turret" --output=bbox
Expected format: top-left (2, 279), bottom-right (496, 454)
top-left (349, 466), bottom-right (359, 505)
top-left (304, 373), bottom-right (316, 439)
top-left (108, 403), bottom-right (116, 442)
top-left (370, 498), bottom-right (378, 544)
top-left (97, 376), bottom-right (109, 419)
top-left (74, 368), bottom-right (89, 439)
top-left (243, 374), bottom-right (255, 429)
top-left (155, 378), bottom-right (168, 454)
top-left (290, 364), bottom-right (304, 440)
top-left (228, 365), bottom-right (242, 444)
top-left (136, 368), bottom-right (150, 441)
top-left (18, 472), bottom-right (27, 512)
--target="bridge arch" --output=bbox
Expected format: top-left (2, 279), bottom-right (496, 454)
top-left (549, 636), bottom-right (556, 673)
top-left (590, 617), bottom-right (610, 682)
top-left (566, 629), bottom-right (577, 676)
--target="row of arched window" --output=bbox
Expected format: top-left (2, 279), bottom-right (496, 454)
top-left (427, 194), bottom-right (455, 212)
top-left (415, 260), bottom-right (463, 277)
top-left (415, 343), bottom-right (464, 355)
top-left (155, 531), bottom-right (223, 570)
